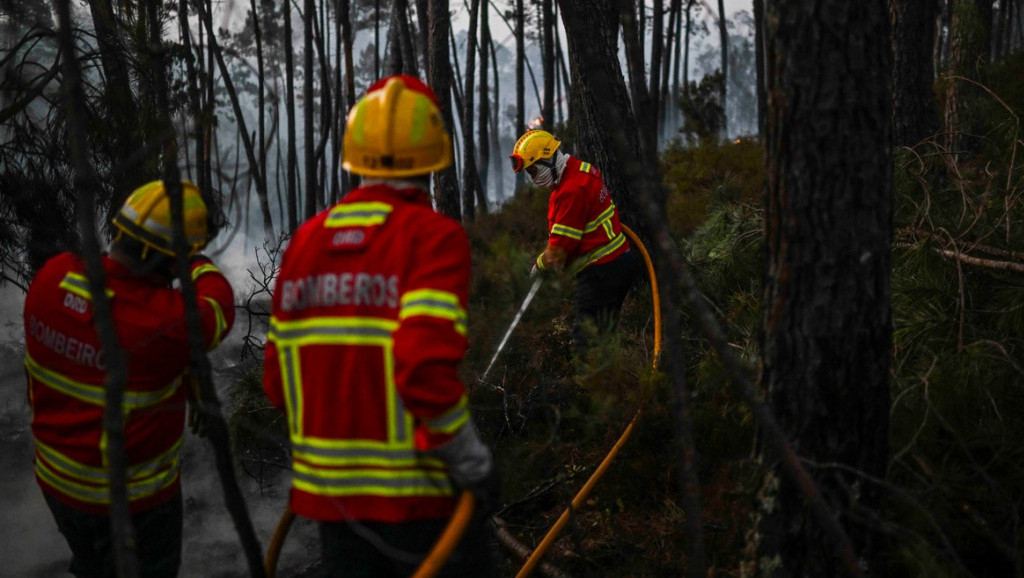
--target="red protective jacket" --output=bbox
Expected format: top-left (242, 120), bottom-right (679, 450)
top-left (540, 156), bottom-right (630, 274)
top-left (263, 183), bottom-right (472, 523)
top-left (24, 252), bottom-right (234, 514)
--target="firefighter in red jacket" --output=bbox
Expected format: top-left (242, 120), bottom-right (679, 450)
top-left (24, 180), bottom-right (235, 578)
top-left (510, 129), bottom-right (641, 357)
top-left (263, 75), bottom-right (499, 577)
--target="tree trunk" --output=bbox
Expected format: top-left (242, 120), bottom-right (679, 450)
top-left (53, 2), bottom-right (137, 575)
top-left (143, 1), bottom-right (267, 574)
top-left (671, 0), bottom-right (684, 136)
top-left (177, 0), bottom-right (210, 209)
top-left (892, 0), bottom-right (940, 147)
top-left (428, 0), bottom-right (461, 219)
top-left (558, 0), bottom-right (651, 231)
top-left (659, 0), bottom-right (680, 138)
top-left (462, 0), bottom-right (482, 220)
top-left (304, 0), bottom-right (317, 219)
top-left (284, 0), bottom-right (299, 231)
top-left (251, 0), bottom-right (267, 214)
top-left (619, 0), bottom-right (657, 159)
top-left (542, 0), bottom-right (555, 128)
top-left (195, 0), bottom-right (275, 240)
top-left (516, 0), bottom-right (525, 136)
top-left (558, 10), bottom-right (704, 576)
top-left (649, 0), bottom-right (665, 135)
top-left (944, 0), bottom-right (988, 157)
top-left (479, 0), bottom-right (492, 202)
top-left (86, 0), bottom-right (143, 214)
top-left (717, 0), bottom-right (728, 138)
top-left (758, 1), bottom-right (893, 576)
top-left (754, 0), bottom-right (766, 139)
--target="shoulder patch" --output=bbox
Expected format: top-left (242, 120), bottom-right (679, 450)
top-left (579, 161), bottom-right (594, 175)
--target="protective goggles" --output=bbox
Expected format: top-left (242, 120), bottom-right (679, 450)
top-left (509, 153), bottom-right (526, 173)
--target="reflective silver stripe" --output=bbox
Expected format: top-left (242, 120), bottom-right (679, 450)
top-left (35, 438), bottom-right (181, 485)
top-left (583, 205), bottom-right (616, 234)
top-left (35, 453), bottom-right (180, 504)
top-left (551, 223), bottom-right (584, 239)
top-left (569, 232), bottom-right (627, 275)
top-left (424, 396), bottom-right (469, 434)
top-left (272, 324), bottom-right (394, 342)
top-left (35, 440), bottom-right (106, 483)
top-left (291, 441), bottom-right (444, 468)
top-left (59, 273), bottom-right (114, 300)
top-left (25, 354), bottom-right (180, 409)
top-left (292, 464), bottom-right (453, 496)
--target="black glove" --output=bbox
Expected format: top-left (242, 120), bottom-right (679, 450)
top-left (433, 421), bottom-right (501, 518)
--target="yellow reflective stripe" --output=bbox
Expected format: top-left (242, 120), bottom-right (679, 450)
top-left (59, 273), bottom-right (114, 300)
top-left (25, 353), bottom-right (181, 410)
top-left (35, 458), bottom-right (180, 505)
top-left (292, 462), bottom-right (453, 497)
top-left (202, 296), bottom-right (227, 348)
top-left (569, 232), bottom-right (627, 275)
top-left (551, 223), bottom-right (583, 240)
top-left (536, 254), bottom-right (546, 270)
top-left (191, 262), bottom-right (222, 282)
top-left (279, 345), bottom-right (303, 439)
top-left (583, 205), bottom-right (616, 235)
top-left (399, 290), bottom-right (467, 336)
top-left (580, 161), bottom-right (593, 173)
top-left (269, 316), bottom-right (398, 347)
top-left (383, 342), bottom-right (410, 442)
top-left (325, 202), bottom-right (394, 228)
top-left (424, 395), bottom-right (469, 435)
top-left (271, 316), bottom-right (410, 446)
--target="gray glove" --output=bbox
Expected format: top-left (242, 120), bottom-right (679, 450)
top-left (433, 421), bottom-right (500, 516)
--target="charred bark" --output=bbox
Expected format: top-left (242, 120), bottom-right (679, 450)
top-left (758, 1), bottom-right (893, 576)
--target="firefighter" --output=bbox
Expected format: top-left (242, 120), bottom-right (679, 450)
top-left (23, 180), bottom-right (235, 578)
top-left (263, 75), bottom-right (499, 577)
top-left (509, 129), bottom-right (641, 358)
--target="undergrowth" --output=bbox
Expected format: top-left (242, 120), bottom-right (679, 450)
top-left (223, 62), bottom-right (1024, 576)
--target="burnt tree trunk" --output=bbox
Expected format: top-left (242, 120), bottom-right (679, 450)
top-left (559, 0), bottom-right (653, 226)
top-left (892, 0), bottom-right (940, 147)
top-left (427, 0), bottom-right (461, 219)
top-left (758, 1), bottom-right (893, 576)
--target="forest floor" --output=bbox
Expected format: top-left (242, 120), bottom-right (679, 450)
top-left (0, 339), bottom-right (323, 578)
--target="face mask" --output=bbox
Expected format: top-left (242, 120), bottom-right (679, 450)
top-left (528, 160), bottom-right (556, 188)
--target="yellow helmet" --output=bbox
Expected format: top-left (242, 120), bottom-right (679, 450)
top-left (112, 180), bottom-right (209, 257)
top-left (509, 129), bottom-right (561, 173)
top-left (342, 75), bottom-right (452, 178)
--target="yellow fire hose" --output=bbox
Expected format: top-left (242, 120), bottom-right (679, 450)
top-left (515, 224), bottom-right (661, 578)
top-left (264, 491), bottom-right (474, 578)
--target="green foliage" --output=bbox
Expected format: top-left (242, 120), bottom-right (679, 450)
top-left (660, 137), bottom-right (763, 236)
